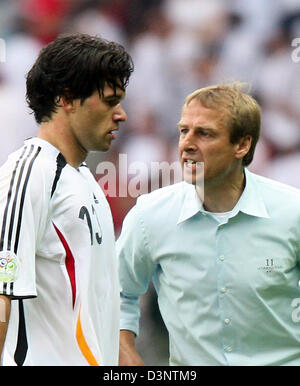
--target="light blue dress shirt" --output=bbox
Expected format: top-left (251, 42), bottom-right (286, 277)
top-left (117, 169), bottom-right (300, 366)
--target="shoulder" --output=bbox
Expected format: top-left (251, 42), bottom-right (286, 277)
top-left (118, 183), bottom-right (186, 250)
top-left (248, 170), bottom-right (300, 212)
top-left (29, 143), bottom-right (62, 196)
top-left (78, 162), bottom-right (95, 181)
top-left (137, 182), bottom-right (185, 208)
top-left (1, 140), bottom-right (62, 199)
top-left (251, 171), bottom-right (300, 200)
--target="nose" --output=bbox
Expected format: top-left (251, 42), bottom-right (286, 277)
top-left (113, 103), bottom-right (127, 122)
top-left (182, 132), bottom-right (197, 152)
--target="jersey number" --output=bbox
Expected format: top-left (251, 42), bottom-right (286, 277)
top-left (79, 205), bottom-right (102, 245)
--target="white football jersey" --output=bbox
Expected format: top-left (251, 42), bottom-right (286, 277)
top-left (0, 137), bottom-right (119, 366)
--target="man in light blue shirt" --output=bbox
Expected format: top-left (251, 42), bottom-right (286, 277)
top-left (117, 83), bottom-right (300, 366)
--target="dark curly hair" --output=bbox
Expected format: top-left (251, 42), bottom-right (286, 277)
top-left (26, 33), bottom-right (134, 124)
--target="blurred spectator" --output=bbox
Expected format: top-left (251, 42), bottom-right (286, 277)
top-left (119, 109), bottom-right (169, 178)
top-left (260, 110), bottom-right (300, 188)
top-left (0, 33), bottom-right (41, 92)
top-left (20, 0), bottom-right (72, 45)
top-left (255, 30), bottom-right (300, 114)
top-left (0, 2), bottom-right (19, 37)
top-left (69, 0), bottom-right (126, 44)
top-left (0, 77), bottom-right (38, 165)
top-left (263, 151), bottom-right (300, 189)
top-left (0, 0), bottom-right (71, 165)
top-left (125, 6), bottom-right (184, 141)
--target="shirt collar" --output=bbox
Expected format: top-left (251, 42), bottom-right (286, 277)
top-left (177, 182), bottom-right (204, 224)
top-left (177, 168), bottom-right (270, 225)
top-left (237, 168), bottom-right (270, 219)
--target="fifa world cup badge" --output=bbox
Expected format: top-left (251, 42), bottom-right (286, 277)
top-left (0, 251), bottom-right (19, 282)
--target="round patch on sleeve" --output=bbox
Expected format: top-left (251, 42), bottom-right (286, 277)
top-left (0, 251), bottom-right (19, 283)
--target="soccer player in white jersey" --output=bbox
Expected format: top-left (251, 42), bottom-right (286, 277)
top-left (0, 33), bottom-right (133, 366)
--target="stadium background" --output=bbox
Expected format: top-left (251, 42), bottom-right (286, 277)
top-left (0, 0), bottom-right (300, 365)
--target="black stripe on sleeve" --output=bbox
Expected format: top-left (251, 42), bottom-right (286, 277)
top-left (0, 146), bottom-right (27, 251)
top-left (7, 145), bottom-right (35, 251)
top-left (13, 146), bottom-right (41, 255)
top-left (10, 282), bottom-right (13, 295)
top-left (51, 153), bottom-right (67, 198)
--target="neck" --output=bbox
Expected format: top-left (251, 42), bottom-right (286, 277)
top-left (196, 166), bottom-right (245, 213)
top-left (37, 119), bottom-right (87, 168)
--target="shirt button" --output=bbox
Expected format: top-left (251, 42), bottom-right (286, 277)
top-left (224, 318), bottom-right (231, 324)
top-left (221, 287), bottom-right (227, 293)
top-left (219, 255), bottom-right (225, 261)
top-left (225, 346), bottom-right (232, 353)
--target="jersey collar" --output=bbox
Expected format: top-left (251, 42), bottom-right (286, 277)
top-left (24, 137), bottom-right (61, 158)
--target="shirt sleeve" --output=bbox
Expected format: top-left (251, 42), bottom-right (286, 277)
top-left (0, 146), bottom-right (48, 299)
top-left (116, 201), bottom-right (156, 336)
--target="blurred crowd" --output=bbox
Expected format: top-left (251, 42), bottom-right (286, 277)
top-left (1, 0), bottom-right (300, 365)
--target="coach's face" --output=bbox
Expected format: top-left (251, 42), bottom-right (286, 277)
top-left (178, 99), bottom-right (247, 186)
top-left (69, 84), bottom-right (127, 152)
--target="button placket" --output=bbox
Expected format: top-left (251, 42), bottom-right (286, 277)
top-left (216, 225), bottom-right (235, 362)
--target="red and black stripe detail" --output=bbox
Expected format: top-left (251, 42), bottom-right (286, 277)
top-left (53, 224), bottom-right (77, 308)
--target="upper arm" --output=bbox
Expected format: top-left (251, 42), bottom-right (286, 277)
top-left (0, 145), bottom-right (49, 298)
top-left (116, 204), bottom-right (156, 297)
top-left (0, 295), bottom-right (11, 360)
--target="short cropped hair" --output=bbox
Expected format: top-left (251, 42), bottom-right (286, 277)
top-left (26, 33), bottom-right (134, 124)
top-left (183, 82), bottom-right (261, 166)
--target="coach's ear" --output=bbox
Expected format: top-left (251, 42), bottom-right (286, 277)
top-left (234, 135), bottom-right (252, 161)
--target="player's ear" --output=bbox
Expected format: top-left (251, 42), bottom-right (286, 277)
top-left (235, 135), bottom-right (252, 160)
top-left (59, 89), bottom-right (76, 113)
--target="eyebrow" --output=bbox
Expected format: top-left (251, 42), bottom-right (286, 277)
top-left (103, 94), bottom-right (124, 101)
top-left (177, 123), bottom-right (216, 132)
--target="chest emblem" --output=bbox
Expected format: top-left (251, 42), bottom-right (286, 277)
top-left (257, 258), bottom-right (283, 274)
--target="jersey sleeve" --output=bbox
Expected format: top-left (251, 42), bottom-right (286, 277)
top-left (0, 145), bottom-right (48, 299)
top-left (116, 201), bottom-right (156, 336)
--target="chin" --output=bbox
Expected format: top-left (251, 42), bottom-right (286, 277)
top-left (99, 146), bottom-right (110, 152)
top-left (185, 178), bottom-right (203, 187)
top-left (91, 143), bottom-right (111, 152)
top-left (182, 169), bottom-right (204, 187)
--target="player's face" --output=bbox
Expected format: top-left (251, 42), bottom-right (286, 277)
top-left (69, 85), bottom-right (127, 152)
top-left (178, 99), bottom-right (243, 186)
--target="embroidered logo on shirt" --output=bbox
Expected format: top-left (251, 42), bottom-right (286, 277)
top-left (257, 258), bottom-right (283, 274)
top-left (0, 251), bottom-right (19, 282)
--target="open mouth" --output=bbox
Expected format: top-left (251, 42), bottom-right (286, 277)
top-left (184, 160), bottom-right (202, 169)
top-left (107, 129), bottom-right (118, 139)
top-left (183, 159), bottom-right (204, 177)
top-left (183, 159), bottom-right (204, 186)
